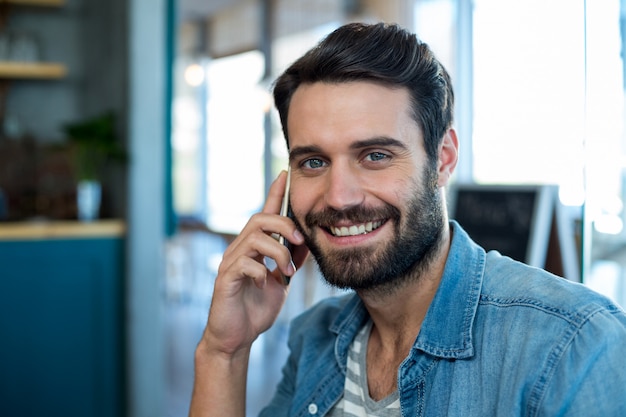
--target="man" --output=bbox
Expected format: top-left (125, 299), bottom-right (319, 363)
top-left (189, 22), bottom-right (626, 416)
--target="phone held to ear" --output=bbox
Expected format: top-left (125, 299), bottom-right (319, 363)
top-left (277, 166), bottom-right (292, 285)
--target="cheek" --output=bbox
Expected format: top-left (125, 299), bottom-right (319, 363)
top-left (290, 175), bottom-right (332, 210)
top-left (289, 187), bottom-right (315, 220)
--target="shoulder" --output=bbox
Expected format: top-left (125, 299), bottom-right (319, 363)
top-left (481, 250), bottom-right (625, 327)
top-left (476, 252), bottom-right (626, 412)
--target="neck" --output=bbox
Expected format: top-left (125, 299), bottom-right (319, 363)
top-left (357, 223), bottom-right (451, 352)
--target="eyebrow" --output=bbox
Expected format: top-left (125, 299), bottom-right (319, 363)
top-left (349, 136), bottom-right (407, 151)
top-left (289, 136), bottom-right (408, 161)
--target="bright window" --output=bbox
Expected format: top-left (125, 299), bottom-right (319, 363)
top-left (472, 0), bottom-right (587, 193)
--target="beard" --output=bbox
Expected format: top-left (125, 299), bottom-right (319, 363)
top-left (293, 165), bottom-right (445, 295)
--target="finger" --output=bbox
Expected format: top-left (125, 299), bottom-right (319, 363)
top-left (226, 212), bottom-right (304, 260)
top-left (262, 170), bottom-right (288, 215)
top-left (217, 254), bottom-right (270, 291)
top-left (221, 212), bottom-right (276, 260)
top-left (290, 242), bottom-right (310, 271)
top-left (234, 256), bottom-right (270, 289)
top-left (221, 229), bottom-right (296, 279)
top-left (267, 242), bottom-right (309, 286)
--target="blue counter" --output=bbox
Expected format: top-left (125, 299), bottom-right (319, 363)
top-left (0, 220), bottom-right (126, 417)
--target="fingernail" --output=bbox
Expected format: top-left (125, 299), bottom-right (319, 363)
top-left (287, 260), bottom-right (296, 276)
top-left (293, 230), bottom-right (304, 242)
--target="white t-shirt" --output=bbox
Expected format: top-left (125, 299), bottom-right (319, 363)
top-left (327, 320), bottom-right (400, 416)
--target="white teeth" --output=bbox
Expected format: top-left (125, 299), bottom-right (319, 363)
top-left (330, 221), bottom-right (383, 237)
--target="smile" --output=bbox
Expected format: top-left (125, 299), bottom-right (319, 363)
top-left (329, 220), bottom-right (385, 237)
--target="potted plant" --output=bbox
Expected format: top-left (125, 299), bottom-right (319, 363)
top-left (63, 111), bottom-right (126, 221)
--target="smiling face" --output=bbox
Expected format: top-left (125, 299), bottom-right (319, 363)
top-left (287, 81), bottom-right (452, 293)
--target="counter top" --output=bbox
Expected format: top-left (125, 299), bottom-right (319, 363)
top-left (0, 219), bottom-right (125, 240)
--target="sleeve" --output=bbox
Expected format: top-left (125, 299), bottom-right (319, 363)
top-left (258, 334), bottom-right (300, 417)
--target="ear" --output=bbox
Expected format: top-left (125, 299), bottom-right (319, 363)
top-left (437, 128), bottom-right (459, 187)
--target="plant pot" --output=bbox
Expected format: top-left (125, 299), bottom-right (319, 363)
top-left (77, 180), bottom-right (101, 222)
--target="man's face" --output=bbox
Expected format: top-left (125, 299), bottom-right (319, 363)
top-left (287, 81), bottom-right (446, 292)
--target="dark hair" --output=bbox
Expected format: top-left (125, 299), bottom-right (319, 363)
top-left (273, 22), bottom-right (454, 163)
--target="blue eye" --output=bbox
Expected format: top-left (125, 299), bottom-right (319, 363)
top-left (366, 152), bottom-right (388, 162)
top-left (303, 158), bottom-right (326, 169)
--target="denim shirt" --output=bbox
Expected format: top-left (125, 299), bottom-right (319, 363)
top-left (260, 221), bottom-right (626, 417)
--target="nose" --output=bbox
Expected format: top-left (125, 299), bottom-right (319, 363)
top-left (323, 163), bottom-right (365, 211)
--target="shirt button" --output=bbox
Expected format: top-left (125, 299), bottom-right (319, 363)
top-left (308, 403), bottom-right (318, 414)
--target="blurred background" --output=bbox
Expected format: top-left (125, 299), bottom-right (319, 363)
top-left (0, 0), bottom-right (625, 416)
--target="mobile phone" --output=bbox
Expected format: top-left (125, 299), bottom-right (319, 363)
top-left (277, 166), bottom-right (292, 285)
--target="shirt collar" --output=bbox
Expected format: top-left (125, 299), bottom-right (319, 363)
top-left (414, 221), bottom-right (485, 359)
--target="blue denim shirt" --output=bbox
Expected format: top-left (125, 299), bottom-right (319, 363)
top-left (260, 221), bottom-right (626, 417)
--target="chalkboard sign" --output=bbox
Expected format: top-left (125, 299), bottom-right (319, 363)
top-left (448, 184), bottom-right (556, 268)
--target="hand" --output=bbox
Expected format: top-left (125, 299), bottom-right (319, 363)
top-left (200, 170), bottom-right (308, 357)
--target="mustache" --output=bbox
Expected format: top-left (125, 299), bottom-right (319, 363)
top-left (305, 204), bottom-right (401, 228)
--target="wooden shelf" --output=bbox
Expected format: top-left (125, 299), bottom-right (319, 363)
top-left (0, 61), bottom-right (67, 79)
top-left (1, 0), bottom-right (65, 7)
top-left (0, 219), bottom-right (126, 240)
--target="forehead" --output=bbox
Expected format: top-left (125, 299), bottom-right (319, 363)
top-left (287, 81), bottom-right (420, 149)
